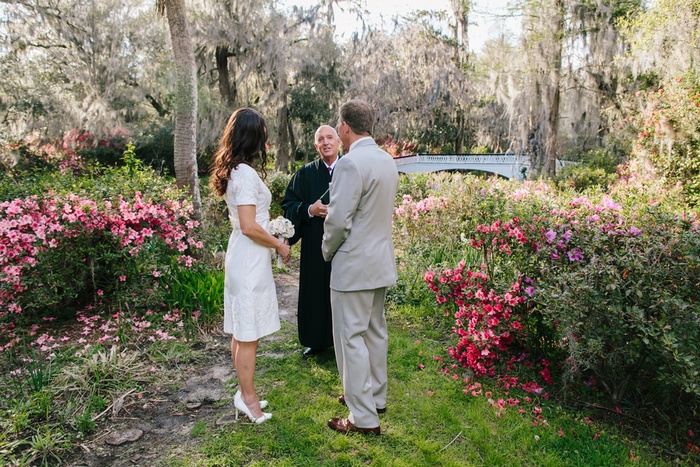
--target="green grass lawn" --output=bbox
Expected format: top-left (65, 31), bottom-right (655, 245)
top-left (1, 278), bottom-right (695, 466)
top-left (158, 315), bottom-right (684, 467)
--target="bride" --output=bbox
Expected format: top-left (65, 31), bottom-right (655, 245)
top-left (209, 107), bottom-right (291, 424)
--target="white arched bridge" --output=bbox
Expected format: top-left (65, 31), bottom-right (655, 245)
top-left (394, 154), bottom-right (531, 180)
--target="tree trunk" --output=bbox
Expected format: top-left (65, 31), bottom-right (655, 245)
top-left (450, 1), bottom-right (470, 154)
top-left (450, 0), bottom-right (470, 68)
top-left (275, 100), bottom-right (291, 173)
top-left (542, 0), bottom-right (564, 178)
top-left (216, 45), bottom-right (236, 107)
top-left (287, 116), bottom-right (296, 163)
top-left (455, 107), bottom-right (464, 153)
top-left (163, 0), bottom-right (202, 220)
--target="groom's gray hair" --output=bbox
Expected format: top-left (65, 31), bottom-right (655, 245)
top-left (339, 99), bottom-right (375, 136)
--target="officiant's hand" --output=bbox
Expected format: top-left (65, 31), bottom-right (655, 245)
top-left (310, 199), bottom-right (328, 218)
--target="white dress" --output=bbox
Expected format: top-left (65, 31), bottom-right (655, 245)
top-left (223, 163), bottom-right (280, 341)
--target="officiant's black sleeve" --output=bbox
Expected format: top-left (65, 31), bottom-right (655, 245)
top-left (282, 167), bottom-right (309, 246)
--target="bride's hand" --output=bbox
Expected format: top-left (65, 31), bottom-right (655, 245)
top-left (276, 239), bottom-right (290, 260)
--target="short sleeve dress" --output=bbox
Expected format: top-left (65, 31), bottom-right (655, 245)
top-left (223, 163), bottom-right (281, 341)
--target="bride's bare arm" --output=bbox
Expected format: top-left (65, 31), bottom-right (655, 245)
top-left (238, 205), bottom-right (291, 260)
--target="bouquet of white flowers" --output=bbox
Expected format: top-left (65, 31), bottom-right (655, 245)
top-left (269, 216), bottom-right (295, 268)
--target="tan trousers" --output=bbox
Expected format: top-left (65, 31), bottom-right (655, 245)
top-left (330, 287), bottom-right (388, 428)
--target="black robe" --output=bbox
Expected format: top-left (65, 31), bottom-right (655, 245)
top-left (282, 158), bottom-right (334, 349)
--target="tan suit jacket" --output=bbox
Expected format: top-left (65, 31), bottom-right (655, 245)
top-left (321, 138), bottom-right (398, 290)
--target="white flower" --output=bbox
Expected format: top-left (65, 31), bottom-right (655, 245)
top-left (269, 216), bottom-right (295, 239)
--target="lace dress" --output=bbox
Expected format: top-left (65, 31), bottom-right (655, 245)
top-left (223, 163), bottom-right (280, 341)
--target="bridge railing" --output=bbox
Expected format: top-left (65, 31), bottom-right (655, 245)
top-left (394, 153), bottom-right (528, 166)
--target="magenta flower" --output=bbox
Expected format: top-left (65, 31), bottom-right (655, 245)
top-left (567, 248), bottom-right (584, 262)
top-left (545, 229), bottom-right (557, 243)
top-left (629, 226), bottom-right (642, 236)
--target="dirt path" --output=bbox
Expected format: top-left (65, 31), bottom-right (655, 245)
top-left (66, 269), bottom-right (299, 467)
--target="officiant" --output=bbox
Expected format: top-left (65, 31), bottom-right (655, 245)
top-left (282, 125), bottom-right (341, 359)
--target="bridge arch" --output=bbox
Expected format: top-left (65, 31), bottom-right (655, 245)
top-left (394, 154), bottom-right (530, 180)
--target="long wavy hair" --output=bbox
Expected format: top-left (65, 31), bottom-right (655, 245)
top-left (210, 107), bottom-right (268, 197)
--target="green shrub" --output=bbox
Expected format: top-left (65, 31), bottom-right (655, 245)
top-left (555, 148), bottom-right (622, 191)
top-left (556, 165), bottom-right (618, 191)
top-left (0, 143), bottom-right (182, 203)
top-left (266, 171), bottom-right (291, 219)
top-left (630, 71), bottom-right (700, 205)
top-left (75, 132), bottom-right (128, 167)
top-left (134, 123), bottom-right (175, 176)
top-left (0, 140), bottom-right (53, 174)
top-left (198, 181), bottom-right (231, 256)
top-left (160, 261), bottom-right (224, 333)
top-left (535, 203), bottom-right (700, 402)
top-left (470, 145), bottom-right (490, 154)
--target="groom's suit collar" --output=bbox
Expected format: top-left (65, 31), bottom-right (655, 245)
top-left (348, 136), bottom-right (375, 152)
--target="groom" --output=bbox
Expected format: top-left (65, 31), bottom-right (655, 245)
top-left (321, 99), bottom-right (399, 435)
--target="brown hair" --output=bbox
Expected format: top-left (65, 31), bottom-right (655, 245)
top-left (339, 99), bottom-right (375, 136)
top-left (210, 108), bottom-right (268, 197)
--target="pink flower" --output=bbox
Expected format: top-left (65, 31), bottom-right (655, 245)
top-left (567, 248), bottom-right (584, 262)
top-left (545, 229), bottom-right (557, 243)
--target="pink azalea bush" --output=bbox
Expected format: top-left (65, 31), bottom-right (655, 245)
top-left (394, 193), bottom-right (448, 221)
top-left (425, 263), bottom-right (528, 377)
top-left (376, 135), bottom-right (420, 158)
top-left (0, 191), bottom-right (200, 316)
top-left (420, 174), bottom-right (700, 403)
top-left (391, 174), bottom-right (473, 305)
top-left (1, 128), bottom-right (128, 178)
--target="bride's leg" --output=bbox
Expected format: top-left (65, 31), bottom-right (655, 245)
top-left (232, 338), bottom-right (263, 417)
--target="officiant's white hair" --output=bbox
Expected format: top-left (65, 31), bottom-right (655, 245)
top-left (314, 125), bottom-right (339, 141)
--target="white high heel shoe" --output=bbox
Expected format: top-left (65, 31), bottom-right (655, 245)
top-left (235, 390), bottom-right (267, 409)
top-left (234, 391), bottom-right (272, 424)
